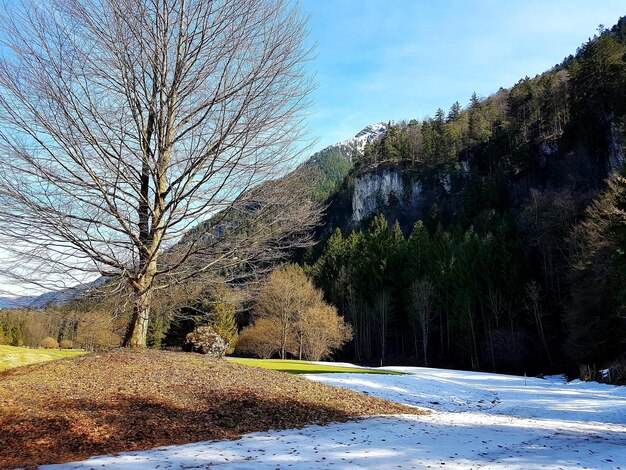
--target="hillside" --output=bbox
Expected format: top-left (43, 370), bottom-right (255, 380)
top-left (301, 122), bottom-right (387, 200)
top-left (0, 350), bottom-right (421, 469)
top-left (306, 18), bottom-right (626, 374)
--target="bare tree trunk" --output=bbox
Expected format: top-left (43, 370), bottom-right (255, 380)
top-left (280, 313), bottom-right (288, 360)
top-left (410, 279), bottom-right (434, 367)
top-left (126, 286), bottom-right (152, 348)
top-left (468, 308), bottom-right (479, 370)
top-left (125, 258), bottom-right (157, 347)
top-left (525, 281), bottom-right (553, 366)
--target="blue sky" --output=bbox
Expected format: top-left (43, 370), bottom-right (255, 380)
top-left (1, 2), bottom-right (625, 297)
top-left (301, 0), bottom-right (625, 152)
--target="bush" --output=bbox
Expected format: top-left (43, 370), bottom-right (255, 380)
top-left (59, 339), bottom-right (73, 349)
top-left (40, 337), bottom-right (59, 349)
top-left (295, 305), bottom-right (352, 361)
top-left (235, 318), bottom-right (284, 359)
top-left (75, 310), bottom-right (122, 351)
top-left (185, 326), bottom-right (229, 358)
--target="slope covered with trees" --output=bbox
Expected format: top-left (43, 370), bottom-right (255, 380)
top-left (305, 19), bottom-right (626, 375)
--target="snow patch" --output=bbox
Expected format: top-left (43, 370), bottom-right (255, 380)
top-left (43, 365), bottom-right (626, 469)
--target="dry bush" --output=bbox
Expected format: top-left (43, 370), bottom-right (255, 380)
top-left (295, 305), bottom-right (352, 361)
top-left (235, 318), bottom-right (284, 359)
top-left (256, 264), bottom-right (323, 359)
top-left (40, 337), bottom-right (59, 349)
top-left (254, 264), bottom-right (351, 360)
top-left (59, 339), bottom-right (73, 349)
top-left (75, 311), bottom-right (122, 351)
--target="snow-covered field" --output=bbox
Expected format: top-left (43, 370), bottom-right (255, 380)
top-left (43, 366), bottom-right (626, 469)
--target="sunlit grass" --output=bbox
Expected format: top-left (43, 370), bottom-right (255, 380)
top-left (0, 344), bottom-right (86, 371)
top-left (227, 357), bottom-right (403, 375)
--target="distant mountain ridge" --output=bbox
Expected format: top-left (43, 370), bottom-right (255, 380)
top-left (0, 279), bottom-right (104, 310)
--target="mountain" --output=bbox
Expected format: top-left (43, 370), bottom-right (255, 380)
top-left (0, 297), bottom-right (28, 309)
top-left (306, 17), bottom-right (626, 374)
top-left (329, 123), bottom-right (388, 157)
top-left (0, 279), bottom-right (104, 310)
top-left (302, 123), bottom-right (387, 200)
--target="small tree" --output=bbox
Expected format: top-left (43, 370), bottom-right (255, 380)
top-left (254, 263), bottom-right (350, 360)
top-left (255, 264), bottom-right (322, 359)
top-left (409, 279), bottom-right (435, 366)
top-left (75, 310), bottom-right (122, 351)
top-left (295, 304), bottom-right (352, 361)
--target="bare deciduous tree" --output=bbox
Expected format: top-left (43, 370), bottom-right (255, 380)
top-left (0, 0), bottom-right (317, 347)
top-left (525, 280), bottom-right (553, 366)
top-left (409, 279), bottom-right (434, 366)
top-left (253, 263), bottom-right (351, 360)
top-left (295, 303), bottom-right (352, 361)
top-left (255, 264), bottom-right (319, 359)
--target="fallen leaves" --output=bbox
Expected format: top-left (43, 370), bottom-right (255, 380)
top-left (0, 350), bottom-right (424, 469)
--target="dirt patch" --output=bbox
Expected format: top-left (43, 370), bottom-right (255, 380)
top-left (0, 350), bottom-right (424, 469)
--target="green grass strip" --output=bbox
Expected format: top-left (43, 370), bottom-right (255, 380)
top-left (227, 357), bottom-right (403, 375)
top-left (0, 344), bottom-right (86, 371)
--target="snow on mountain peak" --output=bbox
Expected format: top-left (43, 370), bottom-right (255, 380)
top-left (334, 122), bottom-right (387, 155)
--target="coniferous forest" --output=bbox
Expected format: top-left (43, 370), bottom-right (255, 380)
top-left (301, 19), bottom-right (626, 375)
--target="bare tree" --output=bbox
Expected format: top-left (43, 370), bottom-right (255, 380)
top-left (0, 0), bottom-right (317, 347)
top-left (525, 280), bottom-right (553, 366)
top-left (254, 264), bottom-right (320, 359)
top-left (409, 279), bottom-right (434, 366)
top-left (248, 263), bottom-right (351, 360)
top-left (295, 304), bottom-right (352, 361)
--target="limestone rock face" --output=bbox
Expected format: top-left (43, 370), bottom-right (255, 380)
top-left (185, 326), bottom-right (229, 358)
top-left (352, 169), bottom-right (421, 223)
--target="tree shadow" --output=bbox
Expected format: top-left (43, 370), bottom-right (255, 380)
top-left (0, 390), bottom-right (361, 469)
top-left (33, 414), bottom-right (626, 470)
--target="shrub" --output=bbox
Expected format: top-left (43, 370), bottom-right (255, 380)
top-left (295, 305), bottom-right (352, 361)
top-left (185, 326), bottom-right (229, 358)
top-left (235, 318), bottom-right (284, 359)
top-left (75, 310), bottom-right (122, 351)
top-left (40, 337), bottom-right (59, 349)
top-left (59, 339), bottom-right (73, 349)
top-left (581, 355), bottom-right (626, 385)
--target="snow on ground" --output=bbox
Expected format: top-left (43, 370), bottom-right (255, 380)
top-left (43, 366), bottom-right (626, 469)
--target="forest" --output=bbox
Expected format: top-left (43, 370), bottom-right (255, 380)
top-left (303, 19), bottom-right (626, 375)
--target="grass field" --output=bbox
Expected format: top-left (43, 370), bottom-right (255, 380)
top-left (0, 344), bottom-right (86, 371)
top-left (227, 357), bottom-right (403, 375)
